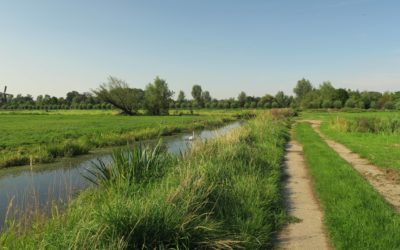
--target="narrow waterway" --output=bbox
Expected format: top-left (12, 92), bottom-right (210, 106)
top-left (0, 122), bottom-right (242, 229)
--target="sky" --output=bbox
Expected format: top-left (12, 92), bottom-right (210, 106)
top-left (0, 0), bottom-right (399, 99)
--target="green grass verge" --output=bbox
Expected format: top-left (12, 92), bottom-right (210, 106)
top-left (295, 122), bottom-right (400, 250)
top-left (0, 112), bottom-right (289, 249)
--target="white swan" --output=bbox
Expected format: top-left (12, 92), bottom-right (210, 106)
top-left (188, 131), bottom-right (195, 141)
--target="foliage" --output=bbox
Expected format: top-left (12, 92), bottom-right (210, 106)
top-left (144, 77), bottom-right (174, 115)
top-left (94, 76), bottom-right (144, 115)
top-left (191, 84), bottom-right (203, 108)
top-left (293, 78), bottom-right (313, 101)
top-left (176, 90), bottom-right (186, 103)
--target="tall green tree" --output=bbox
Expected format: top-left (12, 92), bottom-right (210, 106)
top-left (144, 77), bottom-right (174, 115)
top-left (191, 85), bottom-right (203, 107)
top-left (275, 91), bottom-right (290, 108)
top-left (177, 90), bottom-right (186, 103)
top-left (237, 91), bottom-right (247, 107)
top-left (293, 78), bottom-right (313, 101)
top-left (94, 76), bottom-right (144, 115)
top-left (202, 91), bottom-right (211, 103)
top-left (335, 88), bottom-right (349, 105)
top-left (319, 81), bottom-right (336, 101)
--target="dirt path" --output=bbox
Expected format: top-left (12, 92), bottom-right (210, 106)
top-left (277, 140), bottom-right (330, 250)
top-left (308, 120), bottom-right (400, 212)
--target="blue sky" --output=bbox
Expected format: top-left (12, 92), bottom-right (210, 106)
top-left (0, 0), bottom-right (399, 98)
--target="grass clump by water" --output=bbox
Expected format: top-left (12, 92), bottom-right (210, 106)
top-left (0, 112), bottom-right (290, 249)
top-left (295, 123), bottom-right (400, 250)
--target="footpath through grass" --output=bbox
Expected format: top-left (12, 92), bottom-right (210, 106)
top-left (295, 122), bottom-right (400, 250)
top-left (0, 111), bottom-right (290, 249)
top-left (301, 111), bottom-right (400, 169)
top-left (0, 110), bottom-right (247, 168)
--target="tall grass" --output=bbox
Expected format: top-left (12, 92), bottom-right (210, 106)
top-left (295, 123), bottom-right (400, 249)
top-left (0, 112), bottom-right (290, 249)
top-left (85, 141), bottom-right (172, 186)
top-left (330, 116), bottom-right (400, 134)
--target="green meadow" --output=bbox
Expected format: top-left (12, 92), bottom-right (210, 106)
top-left (0, 109), bottom-right (249, 169)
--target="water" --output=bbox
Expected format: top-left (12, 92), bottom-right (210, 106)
top-left (0, 122), bottom-right (242, 229)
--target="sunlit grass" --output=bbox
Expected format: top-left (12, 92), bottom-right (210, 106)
top-left (0, 112), bottom-right (290, 249)
top-left (295, 123), bottom-right (400, 249)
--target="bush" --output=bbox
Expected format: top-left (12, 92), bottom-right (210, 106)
top-left (345, 99), bottom-right (356, 108)
top-left (383, 101), bottom-right (395, 110)
top-left (322, 100), bottom-right (332, 108)
top-left (333, 100), bottom-right (342, 109)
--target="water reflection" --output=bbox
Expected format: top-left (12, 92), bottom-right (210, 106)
top-left (0, 122), bottom-right (241, 228)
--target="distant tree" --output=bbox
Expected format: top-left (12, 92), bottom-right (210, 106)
top-left (293, 78), bottom-right (313, 101)
top-left (345, 98), bottom-right (357, 108)
top-left (144, 77), bottom-right (174, 115)
top-left (301, 91), bottom-right (321, 109)
top-left (319, 81), bottom-right (336, 101)
top-left (66, 91), bottom-right (81, 105)
top-left (370, 101), bottom-right (378, 109)
top-left (202, 91), bottom-right (211, 103)
top-left (395, 101), bottom-right (400, 110)
top-left (383, 101), bottom-right (395, 110)
top-left (378, 92), bottom-right (393, 109)
top-left (333, 100), bottom-right (342, 109)
top-left (191, 85), bottom-right (203, 107)
top-left (177, 90), bottom-right (186, 103)
top-left (94, 76), bottom-right (144, 115)
top-left (335, 88), bottom-right (349, 105)
top-left (322, 100), bottom-right (333, 109)
top-left (275, 91), bottom-right (290, 108)
top-left (237, 91), bottom-right (247, 107)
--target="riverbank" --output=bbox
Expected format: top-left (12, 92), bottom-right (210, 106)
top-left (0, 110), bottom-right (251, 169)
top-left (0, 111), bottom-right (291, 249)
top-left (0, 121), bottom-right (243, 230)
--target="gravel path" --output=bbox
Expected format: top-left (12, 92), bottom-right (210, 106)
top-left (277, 139), bottom-right (331, 250)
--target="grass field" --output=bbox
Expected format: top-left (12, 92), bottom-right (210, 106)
top-left (0, 109), bottom-right (250, 168)
top-left (295, 122), bottom-right (400, 250)
top-left (0, 111), bottom-right (290, 249)
top-left (301, 111), bottom-right (400, 169)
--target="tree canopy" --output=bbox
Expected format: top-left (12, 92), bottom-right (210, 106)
top-left (294, 78), bottom-right (313, 101)
top-left (94, 76), bottom-right (144, 115)
top-left (144, 77), bottom-right (174, 115)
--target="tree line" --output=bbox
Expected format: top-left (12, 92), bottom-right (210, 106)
top-left (1, 77), bottom-right (399, 113)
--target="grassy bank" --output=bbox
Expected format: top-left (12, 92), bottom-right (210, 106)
top-left (0, 111), bottom-right (290, 249)
top-left (295, 123), bottom-right (400, 249)
top-left (0, 110), bottom-right (251, 168)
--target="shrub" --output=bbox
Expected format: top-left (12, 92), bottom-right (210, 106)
top-left (333, 100), bottom-right (342, 109)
